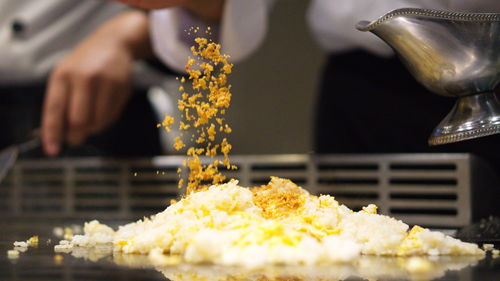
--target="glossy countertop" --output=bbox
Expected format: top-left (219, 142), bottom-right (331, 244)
top-left (1, 220), bottom-right (500, 281)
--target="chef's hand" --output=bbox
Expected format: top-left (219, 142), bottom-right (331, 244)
top-left (42, 10), bottom-right (152, 156)
top-left (114, 0), bottom-right (224, 21)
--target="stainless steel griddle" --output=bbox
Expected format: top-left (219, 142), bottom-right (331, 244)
top-left (1, 154), bottom-right (500, 280)
top-left (1, 234), bottom-right (499, 281)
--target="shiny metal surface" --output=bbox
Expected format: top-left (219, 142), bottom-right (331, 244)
top-left (430, 92), bottom-right (500, 145)
top-left (356, 8), bottom-right (500, 145)
top-left (1, 233), bottom-right (499, 281)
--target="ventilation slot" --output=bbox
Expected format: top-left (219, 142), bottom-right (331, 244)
top-left (76, 166), bottom-right (120, 174)
top-left (23, 167), bottom-right (63, 175)
top-left (318, 164), bottom-right (378, 171)
top-left (22, 192), bottom-right (63, 199)
top-left (389, 178), bottom-right (457, 186)
top-left (390, 163), bottom-right (456, 171)
top-left (75, 192), bottom-right (119, 199)
top-left (130, 179), bottom-right (178, 186)
top-left (251, 164), bottom-right (307, 171)
top-left (318, 178), bottom-right (378, 185)
top-left (130, 166), bottom-right (179, 174)
top-left (331, 193), bottom-right (379, 199)
top-left (21, 205), bottom-right (63, 212)
top-left (75, 180), bottom-right (118, 187)
top-left (75, 205), bottom-right (120, 212)
top-left (390, 193), bottom-right (457, 201)
top-left (390, 208), bottom-right (457, 216)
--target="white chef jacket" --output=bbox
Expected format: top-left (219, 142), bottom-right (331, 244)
top-left (150, 0), bottom-right (275, 73)
top-left (151, 0), bottom-right (499, 70)
top-left (307, 0), bottom-right (500, 56)
top-left (0, 0), bottom-right (126, 84)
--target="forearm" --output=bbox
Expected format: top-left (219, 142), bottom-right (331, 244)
top-left (112, 0), bottom-right (225, 21)
top-left (184, 0), bottom-right (225, 21)
top-left (94, 9), bottom-right (154, 60)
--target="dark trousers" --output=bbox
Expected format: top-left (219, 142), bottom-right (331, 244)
top-left (0, 81), bottom-right (161, 157)
top-left (315, 50), bottom-right (500, 173)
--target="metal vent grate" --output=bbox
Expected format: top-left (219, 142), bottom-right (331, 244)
top-left (0, 154), bottom-right (491, 228)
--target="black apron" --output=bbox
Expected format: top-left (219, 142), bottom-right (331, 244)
top-left (315, 50), bottom-right (500, 174)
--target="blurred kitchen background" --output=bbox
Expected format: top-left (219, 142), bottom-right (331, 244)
top-left (227, 0), bottom-right (325, 154)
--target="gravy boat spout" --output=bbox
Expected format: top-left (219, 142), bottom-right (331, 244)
top-left (357, 8), bottom-right (500, 145)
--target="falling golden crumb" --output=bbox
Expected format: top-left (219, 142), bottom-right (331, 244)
top-left (27, 236), bottom-right (39, 247)
top-left (160, 33), bottom-right (237, 194)
top-left (173, 137), bottom-right (186, 151)
top-left (54, 254), bottom-right (64, 265)
top-left (64, 228), bottom-right (73, 241)
top-left (158, 116), bottom-right (175, 132)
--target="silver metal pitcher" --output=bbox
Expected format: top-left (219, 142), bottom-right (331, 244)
top-left (356, 8), bottom-right (500, 145)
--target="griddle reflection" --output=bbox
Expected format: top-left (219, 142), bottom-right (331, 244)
top-left (62, 246), bottom-right (484, 281)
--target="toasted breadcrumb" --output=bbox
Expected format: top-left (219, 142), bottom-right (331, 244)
top-left (27, 236), bottom-right (39, 247)
top-left (54, 254), bottom-right (64, 264)
top-left (161, 36), bottom-right (236, 194)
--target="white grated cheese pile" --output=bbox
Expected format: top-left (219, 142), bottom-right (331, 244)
top-left (55, 177), bottom-right (483, 267)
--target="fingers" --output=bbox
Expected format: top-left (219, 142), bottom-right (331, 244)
top-left (92, 81), bottom-right (130, 134)
top-left (42, 71), bottom-right (69, 156)
top-left (91, 81), bottom-right (115, 134)
top-left (115, 0), bottom-right (188, 9)
top-left (66, 73), bottom-right (97, 146)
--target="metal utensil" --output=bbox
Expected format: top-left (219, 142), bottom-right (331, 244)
top-left (356, 8), bottom-right (500, 145)
top-left (0, 137), bottom-right (40, 184)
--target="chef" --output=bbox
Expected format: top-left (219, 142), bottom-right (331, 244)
top-left (307, 0), bottom-right (500, 148)
top-left (125, 0), bottom-right (500, 173)
top-left (307, 0), bottom-right (500, 176)
top-left (0, 0), bottom-right (164, 157)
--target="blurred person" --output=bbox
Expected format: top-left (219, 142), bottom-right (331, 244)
top-left (116, 0), bottom-right (500, 173)
top-left (0, 0), bottom-right (170, 157)
top-left (306, 0), bottom-right (500, 173)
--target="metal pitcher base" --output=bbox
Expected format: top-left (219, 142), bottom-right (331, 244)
top-left (429, 92), bottom-right (500, 145)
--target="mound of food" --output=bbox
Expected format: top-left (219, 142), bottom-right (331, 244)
top-left (56, 177), bottom-right (483, 268)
